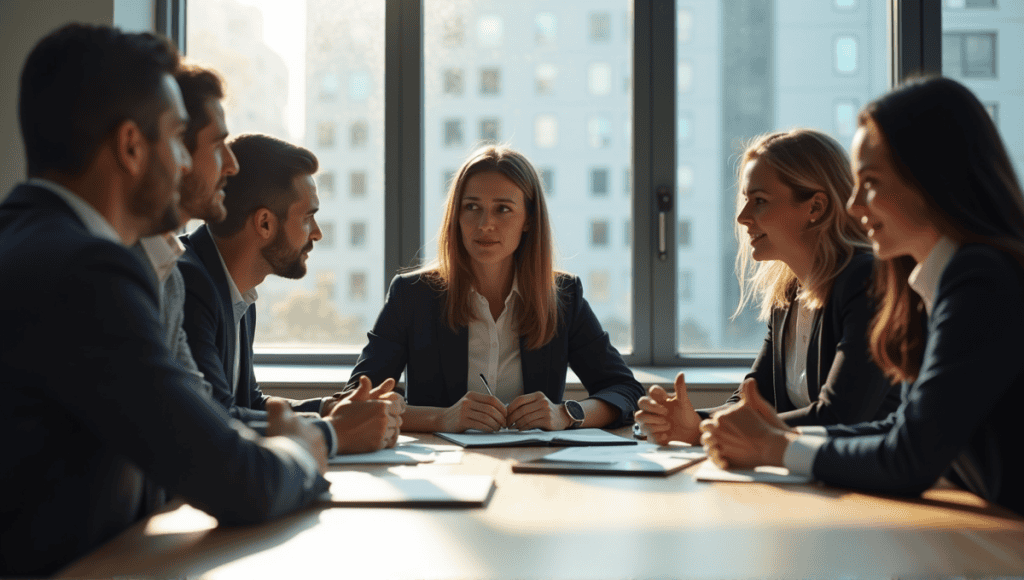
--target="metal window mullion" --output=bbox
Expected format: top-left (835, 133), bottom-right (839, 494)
top-left (891, 0), bottom-right (942, 86)
top-left (384, 0), bottom-right (423, 289)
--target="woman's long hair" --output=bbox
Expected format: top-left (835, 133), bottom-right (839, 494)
top-left (734, 129), bottom-right (871, 321)
top-left (863, 76), bottom-right (1024, 383)
top-left (422, 145), bottom-right (559, 350)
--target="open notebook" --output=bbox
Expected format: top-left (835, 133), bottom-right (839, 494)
top-left (321, 472), bottom-right (496, 507)
top-left (435, 428), bottom-right (636, 448)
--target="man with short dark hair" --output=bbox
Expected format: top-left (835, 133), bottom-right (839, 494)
top-left (180, 133), bottom-right (403, 455)
top-left (0, 24), bottom-right (328, 577)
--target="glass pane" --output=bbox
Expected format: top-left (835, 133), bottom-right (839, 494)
top-left (423, 0), bottom-right (634, 352)
top-left (187, 0), bottom-right (385, 350)
top-left (943, 4), bottom-right (1024, 190)
top-left (676, 2), bottom-right (888, 353)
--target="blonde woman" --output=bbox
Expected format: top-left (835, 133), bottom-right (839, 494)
top-left (636, 129), bottom-right (898, 445)
top-left (348, 145), bottom-right (643, 433)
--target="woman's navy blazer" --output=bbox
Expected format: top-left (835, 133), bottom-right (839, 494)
top-left (347, 272), bottom-right (644, 427)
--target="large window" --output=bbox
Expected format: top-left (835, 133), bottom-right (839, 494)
top-left (183, 1), bottom-right (954, 366)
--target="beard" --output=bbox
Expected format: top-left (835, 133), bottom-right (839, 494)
top-left (180, 172), bottom-right (228, 224)
top-left (261, 227), bottom-right (312, 279)
top-left (133, 153), bottom-right (182, 236)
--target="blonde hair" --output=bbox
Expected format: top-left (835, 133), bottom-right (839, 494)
top-left (734, 129), bottom-right (870, 321)
top-left (421, 145), bottom-right (560, 349)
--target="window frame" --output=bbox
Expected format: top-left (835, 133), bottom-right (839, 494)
top-left (176, 0), bottom-right (939, 367)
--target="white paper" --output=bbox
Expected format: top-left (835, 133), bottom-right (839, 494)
top-left (693, 460), bottom-right (811, 484)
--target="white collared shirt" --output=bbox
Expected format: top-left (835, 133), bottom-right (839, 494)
top-left (27, 178), bottom-right (121, 244)
top-left (139, 233), bottom-right (186, 284)
top-left (466, 279), bottom-right (524, 404)
top-left (782, 236), bottom-right (961, 476)
top-left (783, 301), bottom-right (814, 409)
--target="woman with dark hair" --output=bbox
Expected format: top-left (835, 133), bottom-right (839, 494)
top-left (699, 77), bottom-right (1024, 516)
top-left (635, 129), bottom-right (897, 445)
top-left (347, 145), bottom-right (643, 433)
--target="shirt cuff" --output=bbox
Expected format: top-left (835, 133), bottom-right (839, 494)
top-left (796, 425), bottom-right (828, 437)
top-left (262, 434), bottom-right (319, 491)
top-left (782, 433), bottom-right (828, 477)
top-left (321, 418), bottom-right (338, 457)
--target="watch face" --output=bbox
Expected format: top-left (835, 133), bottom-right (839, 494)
top-left (565, 400), bottom-right (585, 422)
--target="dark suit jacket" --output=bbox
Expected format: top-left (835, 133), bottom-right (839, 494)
top-left (347, 273), bottom-right (644, 427)
top-left (0, 186), bottom-right (327, 577)
top-left (814, 244), bottom-right (1024, 516)
top-left (701, 252), bottom-right (899, 426)
top-left (179, 225), bottom-right (326, 421)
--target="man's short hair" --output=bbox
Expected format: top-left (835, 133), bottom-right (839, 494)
top-left (174, 62), bottom-right (226, 153)
top-left (19, 23), bottom-right (180, 177)
top-left (210, 134), bottom-right (319, 237)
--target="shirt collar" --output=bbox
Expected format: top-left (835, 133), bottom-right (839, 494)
top-left (470, 275), bottom-right (521, 307)
top-left (138, 233), bottom-right (186, 283)
top-left (211, 236), bottom-right (258, 324)
top-left (27, 178), bottom-right (122, 245)
top-left (908, 236), bottom-right (959, 315)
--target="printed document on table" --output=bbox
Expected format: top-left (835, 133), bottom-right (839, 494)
top-left (435, 428), bottom-right (636, 448)
top-left (693, 460), bottom-right (811, 484)
top-left (322, 472), bottom-right (495, 506)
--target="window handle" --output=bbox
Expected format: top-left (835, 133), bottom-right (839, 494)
top-left (657, 186), bottom-right (673, 261)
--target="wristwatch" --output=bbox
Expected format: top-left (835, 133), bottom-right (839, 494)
top-left (563, 400), bottom-right (585, 429)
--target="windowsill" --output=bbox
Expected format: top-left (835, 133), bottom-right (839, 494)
top-left (256, 365), bottom-right (748, 408)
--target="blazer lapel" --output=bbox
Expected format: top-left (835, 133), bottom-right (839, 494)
top-left (806, 307), bottom-right (825, 400)
top-left (771, 307), bottom-right (789, 412)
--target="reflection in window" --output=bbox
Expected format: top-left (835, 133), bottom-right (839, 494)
top-left (540, 168), bottom-right (554, 196)
top-left (536, 63), bottom-right (557, 95)
top-left (349, 71), bottom-right (370, 101)
top-left (350, 222), bottom-right (367, 248)
top-left (679, 270), bottom-right (693, 301)
top-left (350, 120), bottom-right (368, 148)
top-left (442, 17), bottom-right (465, 47)
top-left (678, 9), bottom-right (693, 44)
top-left (588, 62), bottom-right (612, 95)
top-left (480, 118), bottom-right (500, 142)
top-left (443, 68), bottom-right (464, 95)
top-left (590, 220), bottom-right (609, 247)
top-left (480, 67), bottom-right (501, 95)
top-left (678, 61), bottom-right (693, 93)
top-left (678, 165), bottom-right (694, 195)
top-left (442, 169), bottom-right (456, 196)
top-left (320, 72), bottom-right (339, 101)
top-left (589, 270), bottom-right (610, 302)
top-left (317, 122), bottom-right (335, 148)
top-left (535, 12), bottom-right (557, 45)
top-left (477, 15), bottom-right (503, 47)
top-left (591, 168), bottom-right (609, 196)
top-left (943, 32), bottom-right (997, 78)
top-left (835, 100), bottom-right (857, 137)
top-left (320, 221), bottom-right (335, 248)
top-left (535, 115), bottom-right (558, 148)
top-left (590, 12), bottom-right (611, 42)
top-left (678, 218), bottom-right (691, 247)
top-left (588, 115), bottom-right (611, 148)
top-left (318, 171), bottom-right (335, 198)
top-left (835, 36), bottom-right (858, 74)
top-left (443, 118), bottom-right (464, 148)
top-left (349, 272), bottom-right (367, 301)
top-left (350, 171), bottom-right (366, 197)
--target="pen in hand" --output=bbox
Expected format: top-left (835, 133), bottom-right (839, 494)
top-left (479, 374), bottom-right (512, 431)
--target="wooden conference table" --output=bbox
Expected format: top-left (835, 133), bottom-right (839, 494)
top-left (58, 428), bottom-right (1024, 579)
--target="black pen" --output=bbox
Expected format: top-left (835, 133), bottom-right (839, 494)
top-left (478, 373), bottom-right (496, 397)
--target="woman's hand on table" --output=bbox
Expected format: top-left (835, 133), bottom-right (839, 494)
top-left (699, 379), bottom-right (797, 469)
top-left (441, 391), bottom-right (508, 432)
top-left (506, 391), bottom-right (571, 431)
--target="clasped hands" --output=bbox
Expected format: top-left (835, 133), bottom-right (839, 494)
top-left (635, 373), bottom-right (797, 469)
top-left (442, 390), bottom-right (571, 433)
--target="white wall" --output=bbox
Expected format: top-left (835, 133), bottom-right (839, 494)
top-left (0, 0), bottom-right (156, 198)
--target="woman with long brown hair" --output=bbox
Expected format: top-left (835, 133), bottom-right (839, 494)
top-left (700, 77), bottom-right (1024, 516)
top-left (635, 129), bottom-right (897, 444)
top-left (347, 145), bottom-right (643, 432)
